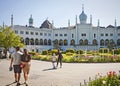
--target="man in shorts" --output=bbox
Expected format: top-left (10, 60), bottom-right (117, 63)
top-left (9, 47), bottom-right (23, 86)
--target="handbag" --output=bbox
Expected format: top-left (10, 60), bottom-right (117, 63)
top-left (20, 63), bottom-right (25, 68)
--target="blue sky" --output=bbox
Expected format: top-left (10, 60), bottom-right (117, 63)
top-left (0, 0), bottom-right (120, 27)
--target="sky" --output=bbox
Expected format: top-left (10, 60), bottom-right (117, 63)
top-left (0, 0), bottom-right (120, 28)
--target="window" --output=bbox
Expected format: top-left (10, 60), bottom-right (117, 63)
top-left (35, 32), bottom-right (38, 35)
top-left (40, 33), bottom-right (43, 36)
top-left (20, 31), bottom-right (24, 34)
top-left (81, 33), bottom-right (86, 36)
top-left (48, 33), bottom-right (51, 36)
top-left (15, 30), bottom-right (18, 34)
top-left (44, 33), bottom-right (47, 36)
top-left (30, 32), bottom-right (34, 35)
top-left (26, 31), bottom-right (29, 35)
top-left (94, 34), bottom-right (96, 38)
top-left (55, 34), bottom-right (58, 36)
top-left (105, 33), bottom-right (108, 36)
top-left (60, 34), bottom-right (62, 36)
top-left (64, 34), bottom-right (67, 36)
top-left (110, 33), bottom-right (113, 36)
top-left (72, 34), bottom-right (74, 38)
top-left (101, 34), bottom-right (104, 36)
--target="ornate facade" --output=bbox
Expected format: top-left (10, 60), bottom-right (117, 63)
top-left (12, 6), bottom-right (120, 52)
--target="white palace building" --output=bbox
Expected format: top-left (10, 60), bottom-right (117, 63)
top-left (11, 6), bottom-right (120, 52)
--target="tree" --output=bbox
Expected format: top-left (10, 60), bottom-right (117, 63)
top-left (0, 26), bottom-right (24, 57)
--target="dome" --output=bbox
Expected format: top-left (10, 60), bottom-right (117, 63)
top-left (29, 15), bottom-right (33, 26)
top-left (79, 5), bottom-right (87, 24)
top-left (40, 19), bottom-right (53, 29)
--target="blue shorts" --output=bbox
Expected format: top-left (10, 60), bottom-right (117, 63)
top-left (13, 65), bottom-right (21, 73)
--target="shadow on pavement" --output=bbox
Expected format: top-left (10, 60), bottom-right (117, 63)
top-left (5, 82), bottom-right (25, 86)
top-left (42, 68), bottom-right (57, 71)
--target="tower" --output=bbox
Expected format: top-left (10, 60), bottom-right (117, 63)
top-left (75, 15), bottom-right (77, 25)
top-left (68, 19), bottom-right (70, 28)
top-left (29, 15), bottom-right (33, 27)
top-left (97, 19), bottom-right (100, 27)
top-left (115, 19), bottom-right (117, 27)
top-left (79, 4), bottom-right (87, 24)
top-left (90, 15), bottom-right (92, 25)
top-left (11, 14), bottom-right (13, 27)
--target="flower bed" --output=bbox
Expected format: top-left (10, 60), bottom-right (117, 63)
top-left (88, 71), bottom-right (120, 86)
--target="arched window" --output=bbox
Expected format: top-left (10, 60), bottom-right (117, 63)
top-left (100, 39), bottom-right (104, 46)
top-left (64, 39), bottom-right (68, 46)
top-left (59, 39), bottom-right (63, 46)
top-left (84, 39), bottom-right (88, 45)
top-left (35, 39), bottom-right (39, 45)
top-left (79, 39), bottom-right (83, 45)
top-left (109, 39), bottom-right (114, 44)
top-left (21, 37), bottom-right (24, 44)
top-left (44, 39), bottom-right (47, 45)
top-left (25, 38), bottom-right (29, 45)
top-left (48, 39), bottom-right (51, 45)
top-left (40, 39), bottom-right (43, 45)
top-left (30, 38), bottom-right (34, 45)
top-left (70, 39), bottom-right (75, 45)
top-left (93, 39), bottom-right (97, 45)
top-left (105, 39), bottom-right (109, 46)
top-left (117, 39), bottom-right (120, 46)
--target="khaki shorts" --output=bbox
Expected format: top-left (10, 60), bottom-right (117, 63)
top-left (23, 63), bottom-right (31, 74)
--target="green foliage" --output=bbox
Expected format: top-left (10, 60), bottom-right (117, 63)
top-left (76, 50), bottom-right (84, 54)
top-left (41, 50), bottom-right (48, 55)
top-left (88, 71), bottom-right (120, 86)
top-left (66, 48), bottom-right (75, 53)
top-left (0, 26), bottom-right (24, 48)
top-left (99, 48), bottom-right (109, 53)
top-left (28, 52), bottom-right (36, 56)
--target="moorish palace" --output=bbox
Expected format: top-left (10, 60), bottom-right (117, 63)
top-left (10, 6), bottom-right (120, 52)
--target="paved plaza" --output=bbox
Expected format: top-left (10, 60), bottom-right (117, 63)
top-left (0, 59), bottom-right (120, 86)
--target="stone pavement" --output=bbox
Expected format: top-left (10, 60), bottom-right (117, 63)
top-left (0, 59), bottom-right (120, 86)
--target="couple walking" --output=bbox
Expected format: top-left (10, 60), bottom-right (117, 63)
top-left (9, 47), bottom-right (31, 86)
top-left (51, 49), bottom-right (63, 69)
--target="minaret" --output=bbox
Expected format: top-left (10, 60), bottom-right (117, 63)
top-left (90, 15), bottom-right (92, 25)
top-left (97, 19), bottom-right (100, 27)
top-left (75, 15), bottom-right (77, 25)
top-left (11, 14), bottom-right (13, 27)
top-left (52, 20), bottom-right (54, 28)
top-left (3, 21), bottom-right (4, 29)
top-left (115, 19), bottom-right (117, 27)
top-left (68, 19), bottom-right (70, 28)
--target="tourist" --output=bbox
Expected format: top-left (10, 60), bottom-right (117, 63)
top-left (51, 53), bottom-right (56, 69)
top-left (21, 49), bottom-right (31, 86)
top-left (56, 49), bottom-right (63, 68)
top-left (9, 47), bottom-right (23, 86)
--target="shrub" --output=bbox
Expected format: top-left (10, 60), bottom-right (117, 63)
top-left (41, 50), bottom-right (48, 55)
top-left (66, 48), bottom-right (75, 53)
top-left (28, 52), bottom-right (36, 56)
top-left (76, 50), bottom-right (84, 54)
top-left (88, 71), bottom-right (120, 86)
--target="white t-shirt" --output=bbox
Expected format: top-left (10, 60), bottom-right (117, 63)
top-left (51, 55), bottom-right (56, 62)
top-left (12, 51), bottom-right (23, 65)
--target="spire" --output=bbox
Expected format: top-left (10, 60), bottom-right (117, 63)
top-left (68, 19), bottom-right (70, 28)
top-left (82, 4), bottom-right (84, 12)
top-left (98, 19), bottom-right (100, 27)
top-left (90, 15), bottom-right (92, 25)
top-left (115, 19), bottom-right (117, 27)
top-left (3, 21), bottom-right (4, 29)
top-left (75, 15), bottom-right (77, 25)
top-left (11, 14), bottom-right (13, 27)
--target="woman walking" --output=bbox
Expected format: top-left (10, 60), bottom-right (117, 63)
top-left (21, 49), bottom-right (31, 86)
